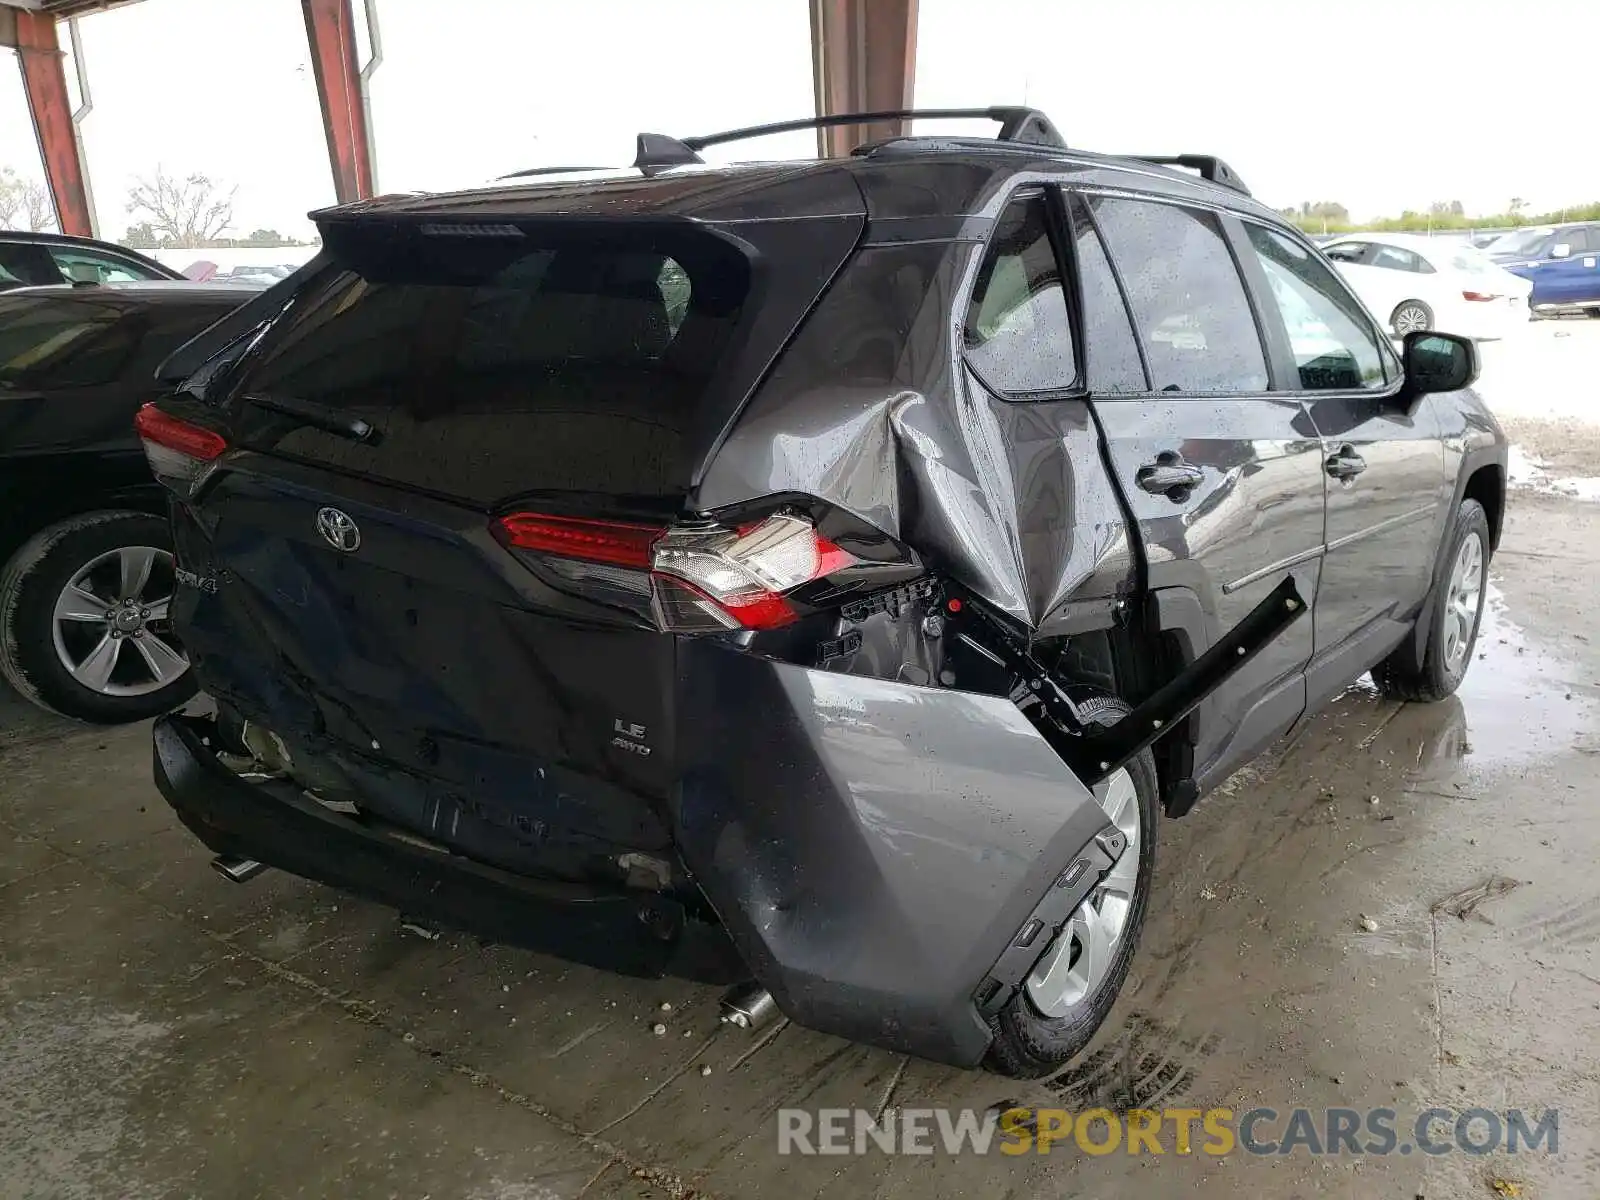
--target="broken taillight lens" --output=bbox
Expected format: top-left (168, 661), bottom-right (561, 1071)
top-left (492, 510), bottom-right (860, 632)
top-left (135, 403), bottom-right (228, 496)
top-left (650, 513), bottom-right (857, 631)
top-left (1462, 290), bottom-right (1498, 302)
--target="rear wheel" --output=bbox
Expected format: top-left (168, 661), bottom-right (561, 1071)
top-left (984, 692), bottom-right (1158, 1080)
top-left (1391, 300), bottom-right (1433, 336)
top-left (0, 512), bottom-right (196, 723)
top-left (1372, 499), bottom-right (1489, 702)
top-left (1586, 308), bottom-right (1600, 319)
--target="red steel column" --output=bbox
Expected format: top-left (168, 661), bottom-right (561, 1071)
top-left (12, 10), bottom-right (92, 237)
top-left (302, 0), bottom-right (373, 204)
top-left (809, 0), bottom-right (919, 157)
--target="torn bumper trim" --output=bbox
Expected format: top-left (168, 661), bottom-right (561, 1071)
top-left (151, 715), bottom-right (745, 985)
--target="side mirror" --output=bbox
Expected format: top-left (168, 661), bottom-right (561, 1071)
top-left (1401, 331), bottom-right (1477, 402)
top-left (1551, 243), bottom-right (1572, 259)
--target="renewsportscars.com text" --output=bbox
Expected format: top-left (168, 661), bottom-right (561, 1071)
top-left (777, 1106), bottom-right (1560, 1157)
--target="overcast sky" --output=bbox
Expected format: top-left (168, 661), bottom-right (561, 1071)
top-left (2, 0), bottom-right (1595, 239)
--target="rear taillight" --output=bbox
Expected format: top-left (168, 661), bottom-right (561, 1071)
top-left (492, 510), bottom-right (862, 632)
top-left (135, 403), bottom-right (228, 496)
top-left (1462, 290), bottom-right (1498, 302)
top-left (496, 513), bottom-right (660, 568)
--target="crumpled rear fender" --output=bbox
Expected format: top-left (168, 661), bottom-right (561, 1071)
top-left (673, 639), bottom-right (1113, 1066)
top-left (694, 236), bottom-right (1136, 634)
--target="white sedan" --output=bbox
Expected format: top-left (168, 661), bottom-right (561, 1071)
top-left (1320, 233), bottom-right (1532, 340)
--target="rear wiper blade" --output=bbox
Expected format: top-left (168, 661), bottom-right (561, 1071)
top-left (244, 393), bottom-right (376, 443)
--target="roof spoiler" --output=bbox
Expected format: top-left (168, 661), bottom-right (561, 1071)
top-left (632, 106), bottom-right (1066, 172)
top-left (1130, 154), bottom-right (1251, 196)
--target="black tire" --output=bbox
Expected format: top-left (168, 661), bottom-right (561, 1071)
top-left (1586, 308), bottom-right (1600, 319)
top-left (1372, 499), bottom-right (1490, 703)
top-left (1390, 299), bottom-right (1434, 336)
top-left (0, 511), bottom-right (197, 723)
top-left (984, 692), bottom-right (1159, 1080)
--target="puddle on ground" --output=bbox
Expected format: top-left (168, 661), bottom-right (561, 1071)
top-left (1507, 443), bottom-right (1600, 503)
top-left (1324, 578), bottom-right (1589, 772)
top-left (1447, 582), bottom-right (1592, 768)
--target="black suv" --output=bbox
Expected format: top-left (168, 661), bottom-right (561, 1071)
top-left (0, 281), bottom-right (261, 722)
top-left (139, 109), bottom-right (1506, 1078)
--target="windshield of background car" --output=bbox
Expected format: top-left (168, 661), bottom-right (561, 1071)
top-left (1487, 228), bottom-right (1553, 255)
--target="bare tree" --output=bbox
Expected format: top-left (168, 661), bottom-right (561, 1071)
top-left (22, 179), bottom-right (55, 231)
top-left (125, 167), bottom-right (236, 247)
top-left (0, 166), bottom-right (58, 232)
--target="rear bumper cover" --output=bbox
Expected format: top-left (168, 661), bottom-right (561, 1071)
top-left (672, 641), bottom-right (1113, 1066)
top-left (154, 647), bottom-right (1116, 1067)
top-left (152, 714), bottom-right (745, 984)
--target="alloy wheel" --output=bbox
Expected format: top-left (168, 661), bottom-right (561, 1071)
top-left (1025, 766), bottom-right (1142, 1017)
top-left (50, 545), bottom-right (189, 697)
top-left (1393, 303), bottom-right (1431, 335)
top-left (1442, 531), bottom-right (1484, 674)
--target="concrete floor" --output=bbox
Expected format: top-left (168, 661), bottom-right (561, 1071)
top-left (3, 496), bottom-right (1598, 1199)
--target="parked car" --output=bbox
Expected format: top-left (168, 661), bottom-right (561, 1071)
top-left (0, 280), bottom-right (262, 722)
top-left (209, 265), bottom-right (293, 285)
top-left (1482, 222), bottom-right (1600, 316)
top-left (0, 229), bottom-right (182, 291)
top-left (139, 109), bottom-right (1505, 1079)
top-left (1320, 233), bottom-right (1532, 339)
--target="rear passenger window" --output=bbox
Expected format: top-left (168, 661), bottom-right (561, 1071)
top-left (1371, 245), bottom-right (1431, 274)
top-left (1067, 194), bottom-right (1146, 393)
top-left (963, 193), bottom-right (1077, 394)
top-left (1088, 197), bottom-right (1269, 394)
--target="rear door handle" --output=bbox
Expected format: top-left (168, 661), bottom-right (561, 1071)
top-left (1325, 445), bottom-right (1367, 480)
top-left (1136, 453), bottom-right (1204, 499)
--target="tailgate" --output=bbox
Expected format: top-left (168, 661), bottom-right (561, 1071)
top-left (167, 210), bottom-right (863, 866)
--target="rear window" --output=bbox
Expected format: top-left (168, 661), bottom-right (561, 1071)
top-left (228, 225), bottom-right (749, 506)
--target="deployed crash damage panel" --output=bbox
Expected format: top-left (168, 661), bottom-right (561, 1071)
top-left (674, 639), bottom-right (1113, 1066)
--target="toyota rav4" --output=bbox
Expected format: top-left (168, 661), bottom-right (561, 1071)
top-left (138, 108), bottom-right (1506, 1078)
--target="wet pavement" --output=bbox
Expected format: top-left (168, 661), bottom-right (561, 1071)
top-left (2, 493), bottom-right (1598, 1199)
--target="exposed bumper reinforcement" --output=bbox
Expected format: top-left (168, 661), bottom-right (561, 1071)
top-left (152, 714), bottom-right (745, 984)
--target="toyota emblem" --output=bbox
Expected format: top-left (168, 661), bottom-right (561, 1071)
top-left (315, 507), bottom-right (361, 552)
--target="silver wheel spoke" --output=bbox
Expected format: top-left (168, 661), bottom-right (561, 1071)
top-left (54, 544), bottom-right (188, 697)
top-left (118, 547), bottom-right (157, 601)
top-left (1102, 850), bottom-right (1140, 899)
top-left (1442, 531), bottom-right (1485, 671)
top-left (1028, 762), bottom-right (1143, 1017)
top-left (132, 632), bottom-right (187, 684)
top-left (1077, 904), bottom-right (1113, 989)
top-left (54, 583), bottom-right (110, 623)
top-left (72, 634), bottom-right (123, 690)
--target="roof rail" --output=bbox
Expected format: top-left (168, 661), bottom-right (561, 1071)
top-left (1130, 155), bottom-right (1252, 197)
top-left (632, 106), bottom-right (1066, 171)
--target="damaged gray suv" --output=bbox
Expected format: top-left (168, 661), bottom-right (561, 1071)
top-left (138, 108), bottom-right (1506, 1078)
